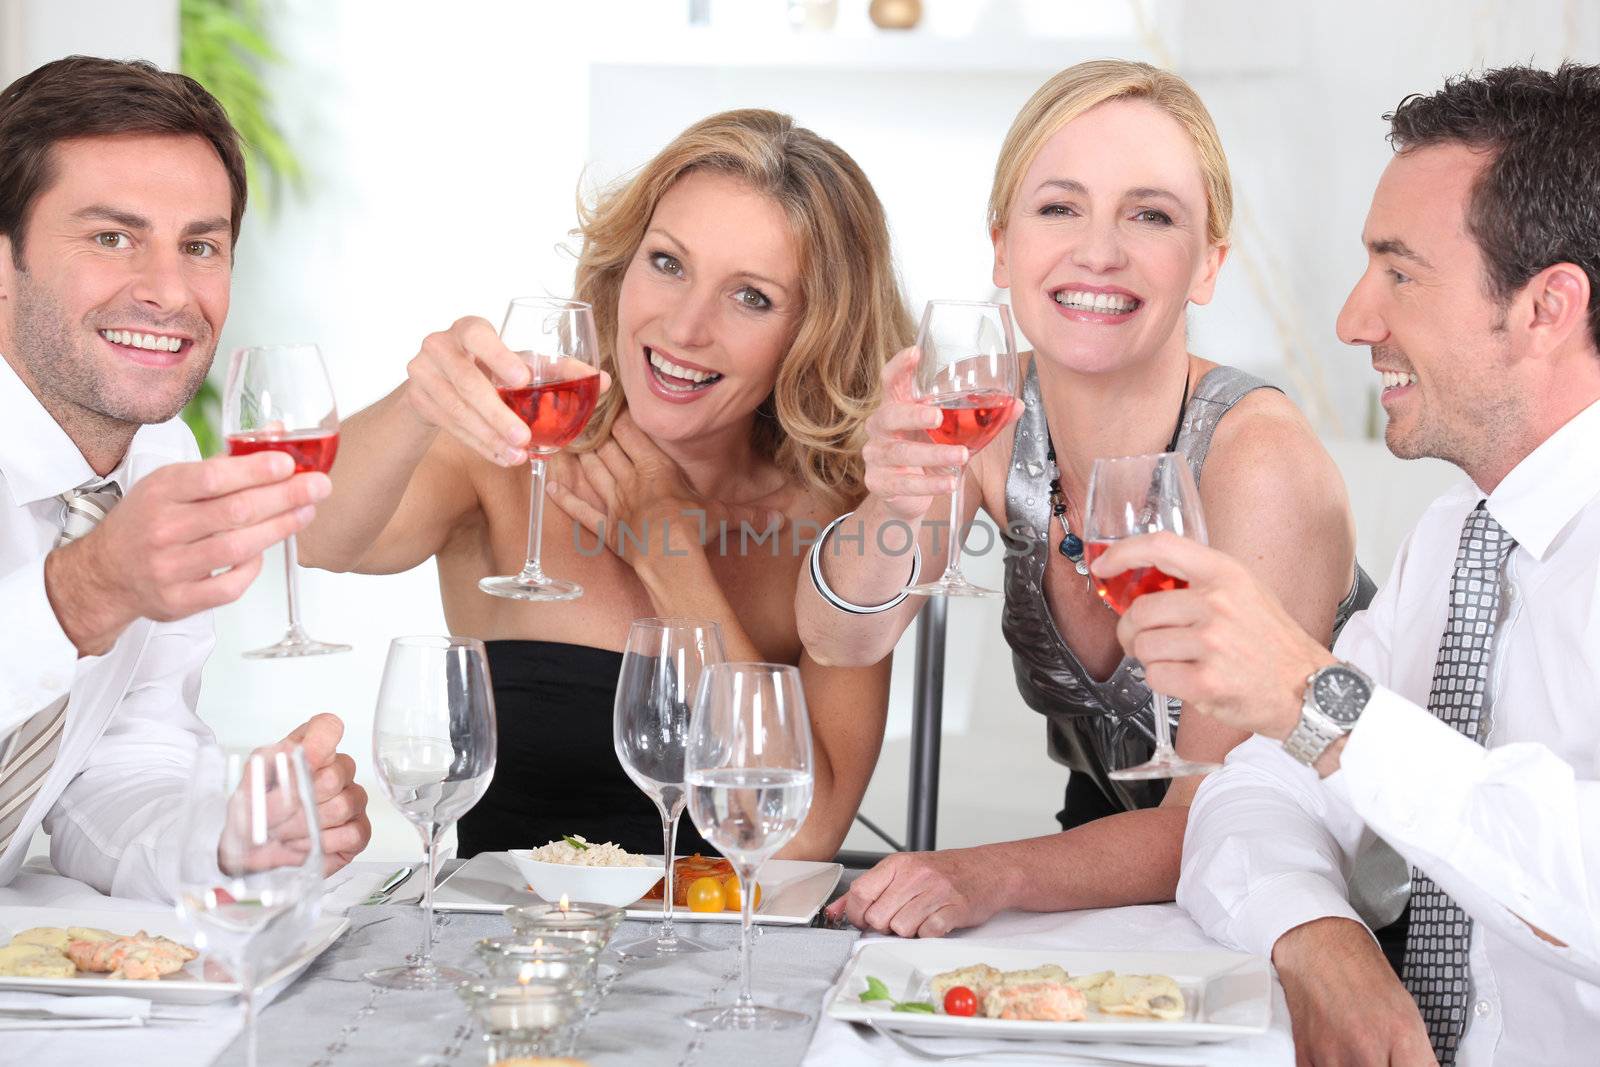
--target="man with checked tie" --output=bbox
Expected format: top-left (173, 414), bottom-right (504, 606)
top-left (1094, 64), bottom-right (1600, 1066)
top-left (0, 56), bottom-right (371, 899)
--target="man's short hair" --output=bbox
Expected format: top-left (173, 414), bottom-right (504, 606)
top-left (0, 55), bottom-right (247, 269)
top-left (1386, 62), bottom-right (1600, 353)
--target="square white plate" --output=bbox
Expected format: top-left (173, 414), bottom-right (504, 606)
top-left (0, 906), bottom-right (349, 1005)
top-left (827, 941), bottom-right (1271, 1045)
top-left (433, 852), bottom-right (843, 926)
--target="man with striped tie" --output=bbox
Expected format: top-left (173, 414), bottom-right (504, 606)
top-left (0, 56), bottom-right (371, 899)
top-left (1094, 65), bottom-right (1600, 1066)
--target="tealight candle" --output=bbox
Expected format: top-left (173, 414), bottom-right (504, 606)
top-left (457, 978), bottom-right (576, 1061)
top-left (474, 934), bottom-right (598, 997)
top-left (505, 900), bottom-right (624, 952)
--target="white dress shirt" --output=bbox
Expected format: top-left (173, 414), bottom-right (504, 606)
top-left (1178, 397), bottom-right (1600, 1067)
top-left (0, 356), bottom-right (214, 901)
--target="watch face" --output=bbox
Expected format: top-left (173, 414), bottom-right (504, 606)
top-left (1313, 666), bottom-right (1372, 725)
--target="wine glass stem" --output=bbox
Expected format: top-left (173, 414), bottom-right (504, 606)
top-left (734, 859), bottom-right (758, 1011)
top-left (282, 534), bottom-right (304, 637)
top-left (658, 808), bottom-right (681, 944)
top-left (520, 455), bottom-right (551, 583)
top-left (240, 971), bottom-right (259, 1067)
top-left (939, 471), bottom-right (965, 582)
top-left (1151, 689), bottom-right (1176, 756)
top-left (418, 824), bottom-right (439, 969)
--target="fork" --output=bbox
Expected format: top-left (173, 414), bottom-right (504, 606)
top-left (867, 1021), bottom-right (1205, 1067)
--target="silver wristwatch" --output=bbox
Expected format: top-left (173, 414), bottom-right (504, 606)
top-left (1283, 662), bottom-right (1374, 765)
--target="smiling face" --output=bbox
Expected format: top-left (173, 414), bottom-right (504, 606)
top-left (992, 98), bottom-right (1224, 375)
top-left (0, 132), bottom-right (231, 434)
top-left (613, 169), bottom-right (801, 447)
top-left (1337, 143), bottom-right (1523, 470)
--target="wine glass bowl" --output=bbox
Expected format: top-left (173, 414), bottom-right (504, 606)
top-left (479, 297), bottom-right (603, 602)
top-left (222, 343), bottom-right (349, 657)
top-left (365, 636), bottom-right (497, 990)
top-left (1083, 452), bottom-right (1219, 780)
top-left (903, 300), bottom-right (1019, 599)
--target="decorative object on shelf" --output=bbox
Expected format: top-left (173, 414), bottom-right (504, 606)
top-left (788, 0), bottom-right (839, 31)
top-left (870, 0), bottom-right (923, 30)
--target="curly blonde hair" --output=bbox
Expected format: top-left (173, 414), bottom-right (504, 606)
top-left (571, 108), bottom-right (913, 510)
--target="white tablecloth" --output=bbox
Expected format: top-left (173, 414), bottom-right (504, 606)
top-left (805, 903), bottom-right (1295, 1066)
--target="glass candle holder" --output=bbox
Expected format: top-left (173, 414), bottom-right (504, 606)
top-left (457, 978), bottom-right (576, 1062)
top-left (505, 900), bottom-right (625, 953)
top-left (475, 934), bottom-right (598, 996)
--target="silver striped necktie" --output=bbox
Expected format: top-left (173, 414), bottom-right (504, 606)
top-left (1401, 501), bottom-right (1516, 1064)
top-left (0, 479), bottom-right (123, 858)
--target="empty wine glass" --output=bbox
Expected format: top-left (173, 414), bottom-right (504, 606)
top-left (1083, 452), bottom-right (1219, 780)
top-left (612, 618), bottom-right (727, 958)
top-left (903, 300), bottom-right (1019, 598)
top-left (683, 663), bottom-right (814, 1031)
top-left (478, 297), bottom-right (603, 602)
top-left (177, 743), bottom-right (325, 1067)
top-left (366, 636), bottom-right (498, 989)
top-left (223, 343), bottom-right (350, 658)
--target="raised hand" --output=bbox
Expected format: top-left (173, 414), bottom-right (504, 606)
top-left (45, 452), bottom-right (330, 656)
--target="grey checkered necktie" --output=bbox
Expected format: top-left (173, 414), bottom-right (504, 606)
top-left (1401, 500), bottom-right (1516, 1065)
top-left (0, 479), bottom-right (122, 858)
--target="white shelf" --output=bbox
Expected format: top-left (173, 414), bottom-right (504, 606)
top-left (588, 28), bottom-right (1149, 74)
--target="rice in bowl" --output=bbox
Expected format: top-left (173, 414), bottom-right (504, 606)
top-left (526, 835), bottom-right (649, 868)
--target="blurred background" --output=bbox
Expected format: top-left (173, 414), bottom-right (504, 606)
top-left (5, 0), bottom-right (1595, 863)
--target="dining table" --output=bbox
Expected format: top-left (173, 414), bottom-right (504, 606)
top-left (0, 857), bottom-right (1295, 1066)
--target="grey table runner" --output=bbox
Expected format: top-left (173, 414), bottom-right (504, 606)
top-left (224, 905), bottom-right (859, 1066)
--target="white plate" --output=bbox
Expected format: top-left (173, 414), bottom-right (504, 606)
top-left (826, 941), bottom-right (1271, 1045)
top-left (0, 906), bottom-right (349, 1005)
top-left (433, 852), bottom-right (843, 926)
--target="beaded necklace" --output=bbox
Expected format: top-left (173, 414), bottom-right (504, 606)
top-left (1046, 370), bottom-right (1190, 576)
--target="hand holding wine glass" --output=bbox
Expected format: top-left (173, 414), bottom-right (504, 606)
top-left (479, 297), bottom-right (604, 602)
top-left (901, 300), bottom-right (1020, 598)
top-left (366, 636), bottom-right (497, 990)
top-left (1083, 452), bottom-right (1219, 780)
top-left (683, 663), bottom-right (814, 1031)
top-left (177, 743), bottom-right (325, 1067)
top-left (613, 618), bottom-right (727, 958)
top-left (222, 343), bottom-right (348, 657)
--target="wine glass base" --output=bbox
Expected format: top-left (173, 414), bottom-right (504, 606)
top-left (903, 574), bottom-right (1003, 598)
top-left (478, 575), bottom-right (583, 602)
top-left (363, 962), bottom-right (475, 990)
top-left (682, 1004), bottom-right (811, 1031)
top-left (1109, 755), bottom-right (1222, 781)
top-left (242, 635), bottom-right (351, 659)
top-left (614, 931), bottom-right (718, 959)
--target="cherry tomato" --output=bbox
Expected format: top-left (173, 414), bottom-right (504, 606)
top-left (686, 876), bottom-right (726, 913)
top-left (944, 986), bottom-right (978, 1017)
top-left (722, 875), bottom-right (762, 911)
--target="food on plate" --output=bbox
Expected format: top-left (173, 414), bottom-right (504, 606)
top-left (858, 975), bottom-right (935, 1013)
top-left (983, 981), bottom-right (1088, 1022)
top-left (923, 962), bottom-right (1185, 1023)
top-left (524, 835), bottom-right (650, 867)
top-left (640, 854), bottom-right (763, 912)
top-left (686, 876), bottom-right (726, 913)
top-left (66, 931), bottom-right (199, 980)
top-left (942, 985), bottom-right (978, 1017)
top-left (1093, 973), bottom-right (1186, 1021)
top-left (0, 942), bottom-right (76, 978)
top-left (721, 874), bottom-right (761, 910)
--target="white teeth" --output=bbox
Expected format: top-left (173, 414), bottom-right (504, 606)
top-left (1380, 371), bottom-right (1418, 390)
top-left (648, 349), bottom-right (720, 385)
top-left (100, 330), bottom-right (182, 352)
top-left (1053, 289), bottom-right (1138, 313)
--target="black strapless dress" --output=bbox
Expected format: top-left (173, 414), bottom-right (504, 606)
top-left (457, 639), bottom-right (714, 859)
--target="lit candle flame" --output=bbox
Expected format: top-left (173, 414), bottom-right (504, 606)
top-left (557, 894), bottom-right (570, 913)
top-left (532, 938), bottom-right (544, 950)
top-left (517, 962), bottom-right (535, 987)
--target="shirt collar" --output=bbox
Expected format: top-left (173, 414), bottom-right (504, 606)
top-left (1483, 396), bottom-right (1600, 561)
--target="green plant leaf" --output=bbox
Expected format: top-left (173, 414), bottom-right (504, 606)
top-left (860, 976), bottom-right (892, 1002)
top-left (892, 1001), bottom-right (937, 1014)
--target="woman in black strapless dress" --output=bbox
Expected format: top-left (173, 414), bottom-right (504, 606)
top-left (300, 109), bottom-right (913, 862)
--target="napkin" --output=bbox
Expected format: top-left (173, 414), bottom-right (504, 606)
top-left (0, 992), bottom-right (152, 1030)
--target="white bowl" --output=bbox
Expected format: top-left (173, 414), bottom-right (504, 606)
top-left (505, 852), bottom-right (667, 908)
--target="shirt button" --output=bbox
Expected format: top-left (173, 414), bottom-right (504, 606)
top-left (1473, 999), bottom-right (1492, 1018)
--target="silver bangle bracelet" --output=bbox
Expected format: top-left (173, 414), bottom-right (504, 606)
top-left (808, 510), bottom-right (922, 615)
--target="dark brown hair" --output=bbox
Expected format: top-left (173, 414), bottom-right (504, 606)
top-left (1387, 63), bottom-right (1600, 352)
top-left (0, 55), bottom-right (247, 269)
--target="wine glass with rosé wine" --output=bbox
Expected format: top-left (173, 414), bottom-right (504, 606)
top-left (1083, 451), bottom-right (1220, 780)
top-left (478, 297), bottom-right (603, 602)
top-left (223, 343), bottom-right (349, 658)
top-left (903, 300), bottom-right (1020, 598)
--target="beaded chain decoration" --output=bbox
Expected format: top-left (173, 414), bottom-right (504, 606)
top-left (1045, 371), bottom-right (1190, 577)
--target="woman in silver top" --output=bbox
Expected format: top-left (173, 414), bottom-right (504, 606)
top-left (803, 60), bottom-right (1370, 936)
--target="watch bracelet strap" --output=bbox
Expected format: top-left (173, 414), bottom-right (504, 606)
top-left (1283, 704), bottom-right (1347, 764)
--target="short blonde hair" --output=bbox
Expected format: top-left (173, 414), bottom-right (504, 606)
top-left (988, 60), bottom-right (1233, 245)
top-left (572, 109), bottom-right (913, 510)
